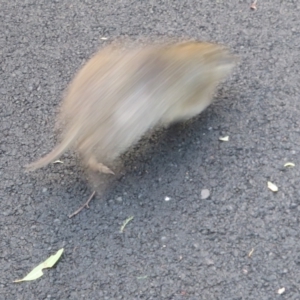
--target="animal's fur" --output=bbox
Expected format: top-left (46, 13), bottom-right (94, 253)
top-left (26, 40), bottom-right (236, 173)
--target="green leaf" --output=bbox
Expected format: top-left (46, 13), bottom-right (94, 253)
top-left (284, 162), bottom-right (295, 168)
top-left (14, 248), bottom-right (64, 283)
top-left (120, 216), bottom-right (134, 233)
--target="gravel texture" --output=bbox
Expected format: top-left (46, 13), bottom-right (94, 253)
top-left (1, 0), bottom-right (300, 299)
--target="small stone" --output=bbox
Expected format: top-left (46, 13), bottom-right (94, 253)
top-left (201, 189), bottom-right (210, 199)
top-left (0, 88), bottom-right (7, 95)
top-left (10, 149), bottom-right (17, 156)
top-left (161, 236), bottom-right (167, 242)
top-left (205, 258), bottom-right (214, 266)
top-left (193, 243), bottom-right (200, 249)
top-left (116, 196), bottom-right (123, 202)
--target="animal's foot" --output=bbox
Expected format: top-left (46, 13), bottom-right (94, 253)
top-left (87, 156), bottom-right (115, 175)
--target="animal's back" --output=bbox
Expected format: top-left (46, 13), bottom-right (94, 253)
top-left (26, 40), bottom-right (236, 172)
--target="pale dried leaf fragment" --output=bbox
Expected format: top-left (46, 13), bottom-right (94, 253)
top-left (248, 248), bottom-right (254, 257)
top-left (284, 162), bottom-right (295, 168)
top-left (268, 181), bottom-right (278, 192)
top-left (201, 189), bottom-right (210, 200)
top-left (14, 249), bottom-right (64, 283)
top-left (277, 287), bottom-right (285, 295)
top-left (53, 160), bottom-right (64, 164)
top-left (120, 216), bottom-right (134, 233)
top-left (219, 136), bottom-right (229, 142)
top-left (250, 0), bottom-right (257, 10)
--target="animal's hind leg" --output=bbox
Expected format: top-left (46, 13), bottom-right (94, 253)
top-left (77, 136), bottom-right (115, 175)
top-left (87, 155), bottom-right (115, 175)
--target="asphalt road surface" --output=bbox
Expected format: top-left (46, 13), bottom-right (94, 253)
top-left (1, 0), bottom-right (300, 299)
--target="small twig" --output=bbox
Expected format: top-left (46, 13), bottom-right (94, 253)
top-left (250, 0), bottom-right (257, 10)
top-left (69, 191), bottom-right (96, 218)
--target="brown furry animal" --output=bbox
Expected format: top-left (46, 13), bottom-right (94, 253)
top-left (26, 40), bottom-right (236, 174)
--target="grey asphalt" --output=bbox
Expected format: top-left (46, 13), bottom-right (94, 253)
top-left (1, 0), bottom-right (300, 299)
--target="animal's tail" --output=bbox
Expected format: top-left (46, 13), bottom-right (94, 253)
top-left (25, 131), bottom-right (77, 171)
